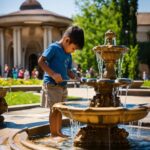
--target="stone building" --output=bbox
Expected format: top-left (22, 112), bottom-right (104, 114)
top-left (137, 12), bottom-right (150, 79)
top-left (0, 0), bottom-right (72, 77)
top-left (137, 13), bottom-right (150, 42)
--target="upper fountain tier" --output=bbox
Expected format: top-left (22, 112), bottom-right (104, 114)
top-left (93, 30), bottom-right (128, 79)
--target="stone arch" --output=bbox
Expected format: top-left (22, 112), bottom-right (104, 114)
top-left (25, 40), bottom-right (42, 73)
top-left (29, 54), bottom-right (38, 74)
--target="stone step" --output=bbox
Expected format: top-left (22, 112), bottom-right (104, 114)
top-left (8, 127), bottom-right (59, 150)
top-left (8, 128), bottom-right (28, 150)
top-left (6, 120), bottom-right (70, 150)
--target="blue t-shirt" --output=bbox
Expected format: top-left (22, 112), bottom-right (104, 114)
top-left (42, 42), bottom-right (72, 86)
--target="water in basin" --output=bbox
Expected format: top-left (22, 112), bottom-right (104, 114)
top-left (30, 124), bottom-right (150, 150)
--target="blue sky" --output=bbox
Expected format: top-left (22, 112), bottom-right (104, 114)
top-left (0, 0), bottom-right (150, 18)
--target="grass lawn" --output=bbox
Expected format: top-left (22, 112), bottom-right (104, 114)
top-left (5, 91), bottom-right (81, 106)
top-left (5, 91), bottom-right (40, 106)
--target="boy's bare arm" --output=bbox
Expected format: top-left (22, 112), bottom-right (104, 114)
top-left (38, 56), bottom-right (63, 83)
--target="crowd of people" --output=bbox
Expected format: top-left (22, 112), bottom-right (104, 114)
top-left (2, 64), bottom-right (39, 80)
top-left (1, 63), bottom-right (96, 81)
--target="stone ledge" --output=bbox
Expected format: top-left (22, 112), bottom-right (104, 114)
top-left (4, 85), bottom-right (42, 92)
top-left (8, 103), bottom-right (40, 111)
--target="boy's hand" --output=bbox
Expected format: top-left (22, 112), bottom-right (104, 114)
top-left (51, 73), bottom-right (63, 83)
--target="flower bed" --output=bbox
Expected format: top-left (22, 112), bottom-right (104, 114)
top-left (0, 78), bottom-right (42, 86)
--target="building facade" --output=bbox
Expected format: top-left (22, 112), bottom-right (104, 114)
top-left (137, 13), bottom-right (150, 42)
top-left (0, 0), bottom-right (72, 76)
top-left (137, 12), bottom-right (150, 79)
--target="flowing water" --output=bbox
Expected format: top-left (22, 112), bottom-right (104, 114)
top-left (95, 52), bottom-right (103, 78)
top-left (117, 54), bottom-right (124, 78)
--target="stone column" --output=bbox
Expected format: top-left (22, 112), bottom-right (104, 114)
top-left (43, 26), bottom-right (53, 49)
top-left (0, 29), bottom-right (5, 76)
top-left (42, 27), bottom-right (53, 107)
top-left (13, 27), bottom-right (22, 67)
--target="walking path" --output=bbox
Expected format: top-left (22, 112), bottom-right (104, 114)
top-left (0, 87), bottom-right (150, 149)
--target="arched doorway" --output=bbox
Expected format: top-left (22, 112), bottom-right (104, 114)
top-left (10, 47), bottom-right (14, 67)
top-left (25, 40), bottom-right (43, 78)
top-left (8, 42), bottom-right (14, 67)
top-left (29, 54), bottom-right (38, 74)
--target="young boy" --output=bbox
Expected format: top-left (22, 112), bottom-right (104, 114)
top-left (38, 25), bottom-right (84, 137)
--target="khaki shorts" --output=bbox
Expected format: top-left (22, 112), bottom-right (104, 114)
top-left (41, 84), bottom-right (68, 110)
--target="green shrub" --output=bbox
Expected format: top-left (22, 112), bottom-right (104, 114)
top-left (143, 80), bottom-right (150, 87)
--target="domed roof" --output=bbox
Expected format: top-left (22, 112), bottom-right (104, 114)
top-left (20, 0), bottom-right (43, 10)
top-left (0, 0), bottom-right (72, 27)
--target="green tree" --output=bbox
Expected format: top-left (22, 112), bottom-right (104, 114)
top-left (120, 0), bottom-right (138, 78)
top-left (119, 0), bottom-right (130, 45)
top-left (73, 0), bottom-right (138, 79)
top-left (73, 0), bottom-right (121, 72)
top-left (119, 0), bottom-right (137, 46)
top-left (122, 45), bottom-right (139, 79)
top-left (129, 0), bottom-right (138, 46)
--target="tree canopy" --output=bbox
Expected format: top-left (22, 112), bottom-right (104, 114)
top-left (73, 0), bottom-right (138, 79)
top-left (73, 0), bottom-right (121, 72)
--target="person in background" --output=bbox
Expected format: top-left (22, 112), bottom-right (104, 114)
top-left (142, 71), bottom-right (148, 80)
top-left (38, 25), bottom-right (84, 137)
top-left (12, 66), bottom-right (18, 79)
top-left (89, 67), bottom-right (95, 78)
top-left (32, 68), bottom-right (39, 79)
top-left (76, 64), bottom-right (82, 78)
top-left (4, 64), bottom-right (9, 79)
top-left (24, 69), bottom-right (30, 80)
top-left (18, 68), bottom-right (24, 79)
top-left (86, 69), bottom-right (91, 78)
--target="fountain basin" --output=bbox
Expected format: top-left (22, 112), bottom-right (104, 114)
top-left (53, 101), bottom-right (149, 125)
top-left (8, 122), bottom-right (150, 150)
top-left (82, 78), bottom-right (132, 88)
top-left (93, 45), bottom-right (128, 61)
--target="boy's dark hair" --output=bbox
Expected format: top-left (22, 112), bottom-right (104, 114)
top-left (63, 25), bottom-right (84, 50)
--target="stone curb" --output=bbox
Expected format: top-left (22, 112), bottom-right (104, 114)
top-left (8, 103), bottom-right (41, 111)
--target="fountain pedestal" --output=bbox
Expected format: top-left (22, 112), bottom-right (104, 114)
top-left (74, 125), bottom-right (129, 148)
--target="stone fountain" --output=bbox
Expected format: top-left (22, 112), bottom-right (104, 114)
top-left (0, 87), bottom-right (8, 124)
top-left (53, 30), bottom-right (150, 149)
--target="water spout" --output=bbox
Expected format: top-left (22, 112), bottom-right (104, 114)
top-left (96, 52), bottom-right (103, 78)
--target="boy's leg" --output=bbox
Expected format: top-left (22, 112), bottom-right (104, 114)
top-left (49, 109), bottom-right (64, 137)
top-left (46, 86), bottom-right (68, 137)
